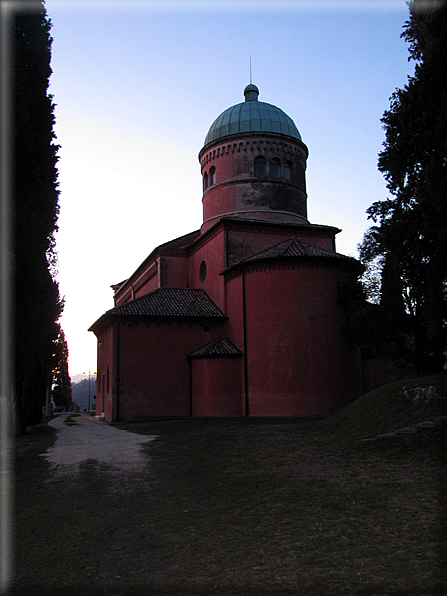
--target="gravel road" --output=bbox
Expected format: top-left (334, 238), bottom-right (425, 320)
top-left (41, 413), bottom-right (157, 481)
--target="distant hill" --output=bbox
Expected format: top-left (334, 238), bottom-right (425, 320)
top-left (71, 377), bottom-right (96, 411)
top-left (71, 373), bottom-right (87, 384)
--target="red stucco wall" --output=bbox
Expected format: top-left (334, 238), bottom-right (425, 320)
top-left (188, 229), bottom-right (226, 311)
top-left (191, 357), bottom-right (244, 416)
top-left (95, 324), bottom-right (115, 421)
top-left (222, 273), bottom-right (245, 351)
top-left (117, 319), bottom-right (226, 420)
top-left (240, 264), bottom-right (361, 416)
top-left (161, 256), bottom-right (189, 289)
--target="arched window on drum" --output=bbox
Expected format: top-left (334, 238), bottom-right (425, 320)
top-left (284, 161), bottom-right (292, 180)
top-left (270, 158), bottom-right (281, 178)
top-left (254, 156), bottom-right (266, 177)
top-left (209, 166), bottom-right (216, 186)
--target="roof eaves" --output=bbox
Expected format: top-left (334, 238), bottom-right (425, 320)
top-left (221, 216), bottom-right (341, 234)
top-left (220, 248), bottom-right (362, 276)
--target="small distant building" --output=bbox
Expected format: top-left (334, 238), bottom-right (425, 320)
top-left (89, 84), bottom-right (363, 421)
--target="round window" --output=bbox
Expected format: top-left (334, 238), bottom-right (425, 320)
top-left (199, 260), bottom-right (207, 283)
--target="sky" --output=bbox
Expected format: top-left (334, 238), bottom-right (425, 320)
top-left (42, 0), bottom-right (416, 380)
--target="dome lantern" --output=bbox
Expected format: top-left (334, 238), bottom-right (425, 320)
top-left (243, 83), bottom-right (259, 102)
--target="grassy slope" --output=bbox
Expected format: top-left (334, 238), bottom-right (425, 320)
top-left (11, 373), bottom-right (447, 596)
top-left (322, 370), bottom-right (447, 440)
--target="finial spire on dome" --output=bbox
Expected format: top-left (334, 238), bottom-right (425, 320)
top-left (250, 53), bottom-right (252, 84)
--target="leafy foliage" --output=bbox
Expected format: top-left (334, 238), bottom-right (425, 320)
top-left (338, 278), bottom-right (413, 369)
top-left (14, 2), bottom-right (64, 434)
top-left (360, 0), bottom-right (447, 373)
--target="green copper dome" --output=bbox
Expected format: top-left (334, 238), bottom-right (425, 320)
top-left (204, 84), bottom-right (302, 147)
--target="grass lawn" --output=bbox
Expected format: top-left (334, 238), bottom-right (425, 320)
top-left (11, 372), bottom-right (447, 596)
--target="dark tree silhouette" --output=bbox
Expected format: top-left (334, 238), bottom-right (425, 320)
top-left (360, 0), bottom-right (447, 374)
top-left (52, 328), bottom-right (72, 410)
top-left (13, 1), bottom-right (64, 434)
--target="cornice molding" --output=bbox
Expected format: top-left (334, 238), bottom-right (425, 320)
top-left (199, 135), bottom-right (308, 168)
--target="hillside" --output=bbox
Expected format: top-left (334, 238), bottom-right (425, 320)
top-left (321, 370), bottom-right (447, 440)
top-left (71, 378), bottom-right (96, 411)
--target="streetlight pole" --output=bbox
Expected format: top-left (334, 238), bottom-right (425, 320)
top-left (93, 371), bottom-right (97, 410)
top-left (83, 369), bottom-right (97, 412)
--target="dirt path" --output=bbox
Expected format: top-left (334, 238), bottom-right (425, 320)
top-left (41, 413), bottom-right (157, 480)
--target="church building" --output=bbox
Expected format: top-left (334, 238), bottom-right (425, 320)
top-left (89, 84), bottom-right (363, 421)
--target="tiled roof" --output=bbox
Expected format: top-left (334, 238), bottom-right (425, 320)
top-left (188, 337), bottom-right (243, 359)
top-left (224, 237), bottom-right (361, 273)
top-left (109, 288), bottom-right (226, 319)
top-left (245, 237), bottom-right (341, 261)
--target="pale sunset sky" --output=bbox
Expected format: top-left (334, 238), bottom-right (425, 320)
top-left (43, 0), bottom-right (415, 379)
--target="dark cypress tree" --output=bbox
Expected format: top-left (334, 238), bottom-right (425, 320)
top-left (361, 0), bottom-right (447, 373)
top-left (52, 327), bottom-right (72, 410)
top-left (14, 2), bottom-right (63, 434)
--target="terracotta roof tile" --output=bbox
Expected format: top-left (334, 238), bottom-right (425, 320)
top-left (110, 288), bottom-right (225, 318)
top-left (188, 337), bottom-right (243, 359)
top-left (243, 237), bottom-right (339, 261)
top-left (223, 237), bottom-right (361, 274)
